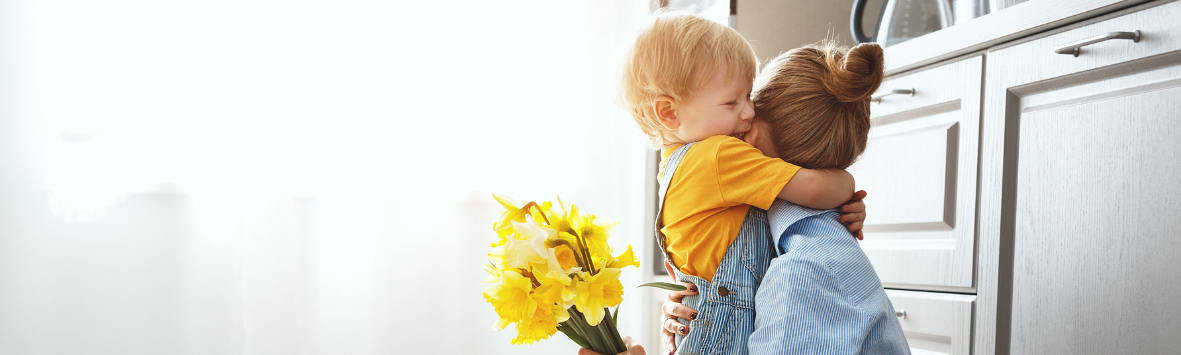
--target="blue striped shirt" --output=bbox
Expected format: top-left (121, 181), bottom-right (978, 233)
top-left (748, 200), bottom-right (911, 355)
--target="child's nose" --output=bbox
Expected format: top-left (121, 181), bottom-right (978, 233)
top-left (740, 102), bottom-right (755, 121)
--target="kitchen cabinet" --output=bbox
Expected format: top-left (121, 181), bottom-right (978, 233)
top-left (854, 0), bottom-right (1181, 354)
top-left (978, 1), bottom-right (1181, 353)
top-left (851, 55), bottom-right (983, 293)
top-left (884, 290), bottom-right (975, 355)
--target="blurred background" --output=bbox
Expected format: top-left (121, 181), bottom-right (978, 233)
top-left (0, 0), bottom-right (657, 354)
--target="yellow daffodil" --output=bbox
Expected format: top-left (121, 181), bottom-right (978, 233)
top-left (579, 216), bottom-right (618, 261)
top-left (511, 303), bottom-right (569, 345)
top-left (505, 216), bottom-right (555, 269)
top-left (505, 217), bottom-right (570, 275)
top-left (488, 245), bottom-right (508, 271)
top-left (484, 269), bottom-right (537, 327)
top-left (492, 194), bottom-right (529, 242)
top-left (553, 244), bottom-right (580, 271)
top-left (533, 270), bottom-right (576, 309)
top-left (607, 245), bottom-right (640, 269)
top-left (484, 265), bottom-right (501, 284)
top-left (573, 268), bottom-right (624, 326)
top-left (484, 195), bottom-right (634, 353)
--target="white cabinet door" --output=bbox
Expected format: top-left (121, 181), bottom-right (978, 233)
top-left (885, 290), bottom-right (976, 355)
top-left (850, 55), bottom-right (983, 292)
top-left (978, 1), bottom-right (1181, 354)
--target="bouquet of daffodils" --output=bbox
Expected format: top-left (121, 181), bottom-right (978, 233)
top-left (482, 194), bottom-right (639, 354)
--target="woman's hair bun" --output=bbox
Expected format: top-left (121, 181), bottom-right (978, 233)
top-left (821, 42), bottom-right (884, 103)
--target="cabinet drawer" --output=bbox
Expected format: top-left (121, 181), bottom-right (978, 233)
top-left (885, 289), bottom-right (975, 355)
top-left (988, 0), bottom-right (1181, 87)
top-left (850, 55), bottom-right (983, 292)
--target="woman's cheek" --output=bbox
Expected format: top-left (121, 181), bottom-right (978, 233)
top-left (757, 131), bottom-right (778, 158)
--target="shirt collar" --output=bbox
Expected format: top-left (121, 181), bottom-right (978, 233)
top-left (767, 199), bottom-right (831, 255)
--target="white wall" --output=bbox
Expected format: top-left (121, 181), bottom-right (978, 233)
top-left (0, 1), bottom-right (656, 354)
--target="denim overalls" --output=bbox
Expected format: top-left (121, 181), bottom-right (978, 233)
top-left (657, 143), bottom-right (775, 355)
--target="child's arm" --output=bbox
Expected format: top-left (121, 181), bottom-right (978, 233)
top-left (741, 119), bottom-right (855, 210)
top-left (776, 168), bottom-right (854, 210)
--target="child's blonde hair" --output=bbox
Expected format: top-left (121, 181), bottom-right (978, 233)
top-left (753, 41), bottom-right (884, 169)
top-left (620, 11), bottom-right (759, 148)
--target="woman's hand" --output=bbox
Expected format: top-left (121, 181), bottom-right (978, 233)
top-left (660, 281), bottom-right (699, 354)
top-left (576, 336), bottom-right (645, 355)
top-left (839, 190), bottom-right (868, 240)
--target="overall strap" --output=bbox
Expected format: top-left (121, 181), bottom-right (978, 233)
top-left (655, 143), bottom-right (695, 266)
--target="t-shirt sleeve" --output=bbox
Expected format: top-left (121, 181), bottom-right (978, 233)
top-left (713, 136), bottom-right (801, 210)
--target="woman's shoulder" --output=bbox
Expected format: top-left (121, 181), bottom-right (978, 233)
top-left (782, 231), bottom-right (885, 304)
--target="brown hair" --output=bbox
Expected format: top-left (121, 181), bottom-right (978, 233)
top-left (752, 41), bottom-right (884, 169)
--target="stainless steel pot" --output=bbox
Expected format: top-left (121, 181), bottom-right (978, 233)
top-left (851, 0), bottom-right (991, 46)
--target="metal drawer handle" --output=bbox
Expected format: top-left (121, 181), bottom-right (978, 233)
top-left (1054, 30), bottom-right (1141, 57)
top-left (895, 310), bottom-right (907, 319)
top-left (871, 88), bottom-right (914, 103)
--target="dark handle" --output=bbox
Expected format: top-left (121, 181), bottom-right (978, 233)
top-left (850, 0), bottom-right (876, 44)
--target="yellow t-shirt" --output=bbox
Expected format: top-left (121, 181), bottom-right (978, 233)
top-left (659, 135), bottom-right (801, 282)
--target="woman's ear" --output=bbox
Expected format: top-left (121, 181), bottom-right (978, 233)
top-left (744, 119), bottom-right (779, 158)
top-left (653, 95), bottom-right (679, 130)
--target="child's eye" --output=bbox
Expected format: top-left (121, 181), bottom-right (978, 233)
top-left (724, 101), bottom-right (737, 106)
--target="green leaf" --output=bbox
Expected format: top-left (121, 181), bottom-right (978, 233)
top-left (637, 282), bottom-right (687, 291)
top-left (612, 305), bottom-right (619, 327)
top-left (557, 321), bottom-right (590, 349)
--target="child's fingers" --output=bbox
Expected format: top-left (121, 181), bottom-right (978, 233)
top-left (577, 347), bottom-right (605, 355)
top-left (841, 200), bottom-right (866, 213)
top-left (846, 221), bottom-right (864, 234)
top-left (856, 230), bottom-right (864, 240)
top-left (620, 337), bottom-right (644, 355)
top-left (840, 211), bottom-right (866, 223)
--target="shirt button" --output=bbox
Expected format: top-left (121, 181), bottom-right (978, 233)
top-left (717, 286), bottom-right (730, 296)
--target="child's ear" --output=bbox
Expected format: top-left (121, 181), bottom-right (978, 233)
top-left (653, 95), bottom-right (679, 130)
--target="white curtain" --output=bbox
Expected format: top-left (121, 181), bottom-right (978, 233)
top-left (0, 1), bottom-right (656, 354)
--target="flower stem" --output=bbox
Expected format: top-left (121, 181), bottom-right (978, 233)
top-left (574, 231), bottom-right (597, 275)
top-left (524, 201), bottom-right (550, 224)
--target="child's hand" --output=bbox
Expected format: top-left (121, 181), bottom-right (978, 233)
top-left (839, 190), bottom-right (868, 240)
top-left (576, 336), bottom-right (646, 355)
top-left (661, 281), bottom-right (699, 354)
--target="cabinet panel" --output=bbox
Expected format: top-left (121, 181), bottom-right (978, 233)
top-left (857, 121), bottom-right (958, 228)
top-left (885, 289), bottom-right (975, 355)
top-left (979, 2), bottom-right (1181, 354)
top-left (851, 55), bottom-right (983, 292)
